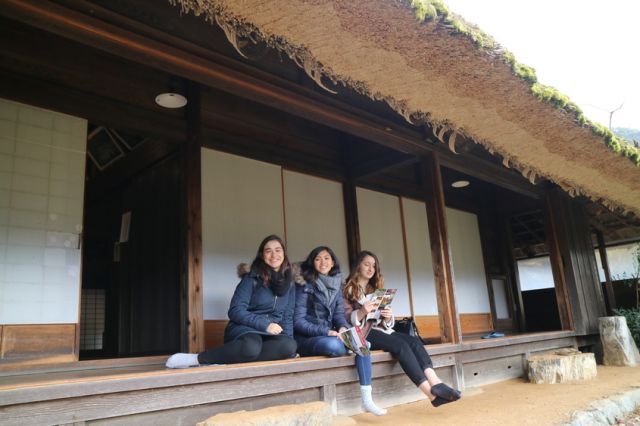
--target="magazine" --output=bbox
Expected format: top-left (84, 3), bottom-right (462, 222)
top-left (339, 326), bottom-right (370, 356)
top-left (365, 288), bottom-right (397, 321)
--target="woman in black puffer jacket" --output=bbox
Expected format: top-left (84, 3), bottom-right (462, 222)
top-left (166, 235), bottom-right (297, 368)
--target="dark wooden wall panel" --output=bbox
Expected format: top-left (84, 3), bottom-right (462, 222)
top-left (547, 189), bottom-right (605, 335)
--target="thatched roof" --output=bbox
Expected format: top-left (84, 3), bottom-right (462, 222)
top-left (172, 0), bottom-right (640, 217)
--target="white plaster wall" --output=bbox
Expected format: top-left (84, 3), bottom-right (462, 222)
top-left (282, 170), bottom-right (348, 266)
top-left (0, 99), bottom-right (86, 324)
top-left (201, 149), bottom-right (285, 319)
top-left (401, 197), bottom-right (437, 315)
top-left (356, 188), bottom-right (411, 316)
top-left (595, 243), bottom-right (639, 281)
top-left (517, 256), bottom-right (555, 290)
top-left (445, 207), bottom-right (490, 313)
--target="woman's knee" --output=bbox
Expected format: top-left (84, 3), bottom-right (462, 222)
top-left (237, 335), bottom-right (263, 361)
top-left (280, 337), bottom-right (298, 357)
top-left (318, 338), bottom-right (348, 357)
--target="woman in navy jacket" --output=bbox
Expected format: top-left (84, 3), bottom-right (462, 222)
top-left (294, 246), bottom-right (386, 416)
top-left (166, 235), bottom-right (297, 368)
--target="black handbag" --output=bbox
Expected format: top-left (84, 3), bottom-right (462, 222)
top-left (393, 316), bottom-right (426, 344)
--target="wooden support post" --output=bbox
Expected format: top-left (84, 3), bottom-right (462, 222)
top-left (320, 384), bottom-right (337, 415)
top-left (596, 230), bottom-right (617, 312)
top-left (544, 193), bottom-right (574, 332)
top-left (452, 358), bottom-right (465, 391)
top-left (342, 181), bottom-right (361, 268)
top-left (398, 198), bottom-right (415, 317)
top-left (421, 153), bottom-right (461, 344)
top-left (184, 81), bottom-right (204, 353)
top-left (504, 217), bottom-right (526, 332)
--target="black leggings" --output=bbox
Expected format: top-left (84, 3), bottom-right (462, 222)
top-left (197, 333), bottom-right (297, 365)
top-left (367, 329), bottom-right (433, 386)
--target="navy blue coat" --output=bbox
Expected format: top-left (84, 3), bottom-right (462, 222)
top-left (224, 270), bottom-right (295, 342)
top-left (294, 276), bottom-right (350, 340)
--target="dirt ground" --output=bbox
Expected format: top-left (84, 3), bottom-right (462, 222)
top-left (343, 365), bottom-right (640, 426)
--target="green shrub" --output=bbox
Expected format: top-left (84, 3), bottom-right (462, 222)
top-left (613, 307), bottom-right (640, 347)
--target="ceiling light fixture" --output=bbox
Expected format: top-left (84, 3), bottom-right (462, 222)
top-left (451, 180), bottom-right (470, 188)
top-left (155, 92), bottom-right (188, 109)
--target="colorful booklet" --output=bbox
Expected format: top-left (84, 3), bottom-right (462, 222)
top-left (366, 288), bottom-right (397, 321)
top-left (338, 326), bottom-right (370, 356)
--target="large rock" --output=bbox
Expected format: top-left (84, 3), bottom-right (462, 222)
top-left (599, 316), bottom-right (640, 366)
top-left (197, 401), bottom-right (333, 426)
top-left (527, 349), bottom-right (597, 384)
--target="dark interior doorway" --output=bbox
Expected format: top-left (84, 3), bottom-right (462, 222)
top-left (80, 128), bottom-right (182, 359)
top-left (509, 210), bottom-right (561, 332)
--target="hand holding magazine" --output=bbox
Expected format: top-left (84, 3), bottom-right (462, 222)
top-left (338, 326), bottom-right (370, 356)
top-left (366, 288), bottom-right (397, 321)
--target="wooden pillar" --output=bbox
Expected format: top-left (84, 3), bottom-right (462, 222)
top-left (504, 216), bottom-right (526, 331)
top-left (342, 180), bottom-right (361, 268)
top-left (544, 193), bottom-right (574, 331)
top-left (421, 153), bottom-right (461, 344)
top-left (183, 81), bottom-right (204, 353)
top-left (596, 230), bottom-right (616, 312)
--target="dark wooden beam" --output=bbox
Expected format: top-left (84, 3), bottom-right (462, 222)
top-left (0, 0), bottom-right (542, 200)
top-left (0, 69), bottom-right (185, 142)
top-left (349, 151), bottom-right (417, 180)
top-left (595, 230), bottom-right (616, 312)
top-left (422, 153), bottom-right (461, 344)
top-left (200, 126), bottom-right (346, 183)
top-left (183, 82), bottom-right (204, 353)
top-left (342, 181), bottom-right (361, 267)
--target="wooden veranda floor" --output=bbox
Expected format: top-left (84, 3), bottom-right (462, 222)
top-left (0, 330), bottom-right (596, 425)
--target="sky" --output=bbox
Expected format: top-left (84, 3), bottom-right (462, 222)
top-left (444, 0), bottom-right (640, 130)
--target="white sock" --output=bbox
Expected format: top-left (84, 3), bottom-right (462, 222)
top-left (165, 353), bottom-right (199, 369)
top-left (360, 385), bottom-right (387, 416)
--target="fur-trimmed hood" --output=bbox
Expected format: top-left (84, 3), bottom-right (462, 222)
top-left (236, 262), bottom-right (251, 278)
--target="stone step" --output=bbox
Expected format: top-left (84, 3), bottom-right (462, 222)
top-left (527, 348), bottom-right (597, 384)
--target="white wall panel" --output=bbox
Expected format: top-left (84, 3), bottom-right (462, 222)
top-left (446, 207), bottom-right (490, 313)
top-left (595, 242), bottom-right (639, 282)
top-left (401, 198), bottom-right (438, 315)
top-left (518, 257), bottom-right (555, 290)
top-left (356, 188), bottom-right (411, 316)
top-left (201, 149), bottom-right (285, 319)
top-left (283, 170), bottom-right (348, 266)
top-left (0, 98), bottom-right (85, 324)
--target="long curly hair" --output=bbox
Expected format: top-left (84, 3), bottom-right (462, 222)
top-left (343, 250), bottom-right (384, 302)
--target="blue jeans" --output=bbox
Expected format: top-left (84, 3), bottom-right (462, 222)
top-left (297, 336), bottom-right (371, 385)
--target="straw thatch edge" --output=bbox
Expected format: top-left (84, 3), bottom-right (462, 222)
top-left (169, 0), bottom-right (639, 217)
top-left (406, 0), bottom-right (639, 167)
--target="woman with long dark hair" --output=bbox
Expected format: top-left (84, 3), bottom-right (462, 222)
top-left (166, 235), bottom-right (297, 368)
top-left (294, 246), bottom-right (386, 416)
top-left (343, 251), bottom-right (461, 407)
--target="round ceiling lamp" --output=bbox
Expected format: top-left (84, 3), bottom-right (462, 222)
top-left (155, 92), bottom-right (188, 109)
top-left (451, 180), bottom-right (470, 188)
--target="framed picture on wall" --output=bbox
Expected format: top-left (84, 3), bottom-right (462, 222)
top-left (87, 126), bottom-right (124, 170)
